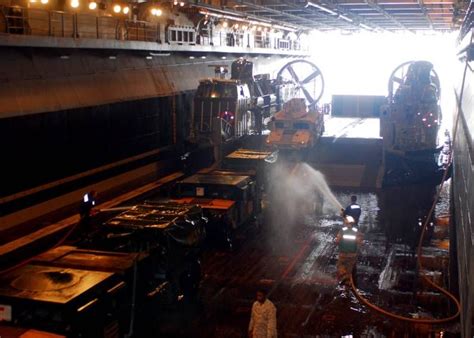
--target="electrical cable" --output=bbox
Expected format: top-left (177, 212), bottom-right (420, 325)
top-left (349, 33), bottom-right (473, 323)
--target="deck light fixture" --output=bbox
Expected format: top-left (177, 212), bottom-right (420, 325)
top-left (339, 14), bottom-right (353, 22)
top-left (151, 7), bottom-right (162, 16)
top-left (305, 2), bottom-right (337, 15)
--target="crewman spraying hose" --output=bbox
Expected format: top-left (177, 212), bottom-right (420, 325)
top-left (336, 216), bottom-right (363, 286)
top-left (342, 195), bottom-right (361, 226)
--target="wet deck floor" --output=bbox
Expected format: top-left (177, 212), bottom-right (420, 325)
top-left (152, 182), bottom-right (459, 338)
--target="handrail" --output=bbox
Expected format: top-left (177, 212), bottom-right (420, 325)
top-left (0, 4), bottom-right (306, 51)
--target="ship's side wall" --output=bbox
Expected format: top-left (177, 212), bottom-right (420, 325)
top-left (0, 46), bottom-right (287, 228)
top-left (454, 33), bottom-right (474, 338)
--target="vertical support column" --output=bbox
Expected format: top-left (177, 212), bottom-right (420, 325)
top-left (61, 13), bottom-right (65, 37)
top-left (48, 11), bottom-right (52, 36)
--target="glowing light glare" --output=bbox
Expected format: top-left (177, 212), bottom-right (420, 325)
top-left (234, 24), bottom-right (239, 29)
top-left (151, 7), bottom-right (162, 16)
top-left (305, 31), bottom-right (457, 117)
top-left (222, 21), bottom-right (228, 28)
top-left (88, 1), bottom-right (97, 9)
top-left (173, 0), bottom-right (177, 4)
top-left (179, 1), bottom-right (184, 6)
top-left (122, 6), bottom-right (129, 14)
top-left (30, 0), bottom-right (37, 3)
top-left (113, 4), bottom-right (121, 13)
top-left (40, 0), bottom-right (49, 4)
top-left (70, 0), bottom-right (79, 8)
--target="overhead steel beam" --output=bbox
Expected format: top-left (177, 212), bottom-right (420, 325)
top-left (238, 1), bottom-right (336, 29)
top-left (280, 1), bottom-right (358, 28)
top-left (417, 0), bottom-right (435, 29)
top-left (308, 0), bottom-right (387, 30)
top-left (363, 0), bottom-right (415, 31)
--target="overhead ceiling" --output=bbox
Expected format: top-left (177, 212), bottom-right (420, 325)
top-left (224, 0), bottom-right (465, 31)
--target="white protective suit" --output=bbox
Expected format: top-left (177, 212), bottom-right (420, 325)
top-left (248, 299), bottom-right (277, 338)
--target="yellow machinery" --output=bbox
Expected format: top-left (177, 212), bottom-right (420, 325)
top-left (266, 98), bottom-right (324, 150)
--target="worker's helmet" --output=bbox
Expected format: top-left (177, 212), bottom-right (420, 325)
top-left (344, 216), bottom-right (355, 224)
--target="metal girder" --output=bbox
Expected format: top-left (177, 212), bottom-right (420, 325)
top-left (277, 1), bottom-right (355, 29)
top-left (364, 0), bottom-right (415, 31)
top-left (304, 0), bottom-right (386, 30)
top-left (239, 1), bottom-right (335, 29)
top-left (417, 0), bottom-right (434, 29)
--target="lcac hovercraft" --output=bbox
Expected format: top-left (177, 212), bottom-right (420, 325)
top-left (380, 60), bottom-right (450, 186)
top-left (266, 60), bottom-right (325, 160)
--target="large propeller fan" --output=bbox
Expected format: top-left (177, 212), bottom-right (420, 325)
top-left (388, 60), bottom-right (440, 102)
top-left (277, 60), bottom-right (325, 107)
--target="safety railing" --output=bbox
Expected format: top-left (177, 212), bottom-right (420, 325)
top-left (0, 5), bottom-right (162, 42)
top-left (0, 5), bottom-right (307, 51)
top-left (167, 25), bottom-right (195, 44)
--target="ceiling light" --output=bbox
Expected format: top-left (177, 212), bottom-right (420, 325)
top-left (40, 0), bottom-right (49, 4)
top-left (305, 1), bottom-right (337, 15)
top-left (179, 1), bottom-right (184, 6)
top-left (222, 21), bottom-right (228, 28)
top-left (201, 56), bottom-right (206, 59)
top-left (88, 1), bottom-right (97, 9)
top-left (30, 0), bottom-right (37, 3)
top-left (221, 56), bottom-right (227, 60)
top-left (122, 6), bottom-right (129, 14)
top-left (70, 0), bottom-right (79, 8)
top-left (339, 14), bottom-right (353, 22)
top-left (113, 4), bottom-right (121, 13)
top-left (151, 7), bottom-right (162, 16)
top-left (189, 56), bottom-right (195, 59)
